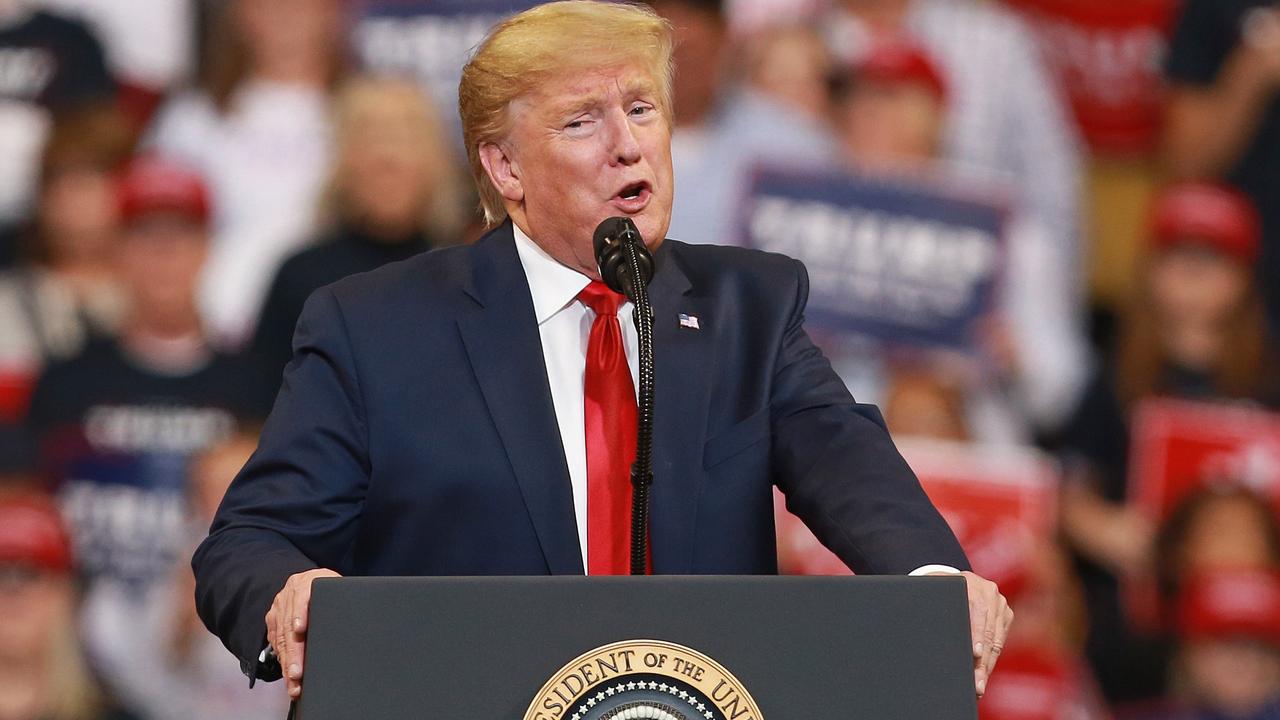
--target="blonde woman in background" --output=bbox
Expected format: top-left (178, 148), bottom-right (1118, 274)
top-left (248, 76), bottom-right (467, 397)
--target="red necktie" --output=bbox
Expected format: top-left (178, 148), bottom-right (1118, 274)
top-left (578, 281), bottom-right (639, 575)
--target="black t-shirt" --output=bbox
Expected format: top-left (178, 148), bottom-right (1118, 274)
top-left (249, 225), bottom-right (434, 395)
top-left (1166, 0), bottom-right (1280, 333)
top-left (25, 337), bottom-right (266, 587)
top-left (0, 9), bottom-right (115, 108)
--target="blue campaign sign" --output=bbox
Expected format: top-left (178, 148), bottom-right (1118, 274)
top-left (739, 164), bottom-right (1010, 352)
top-left (352, 1), bottom-right (543, 111)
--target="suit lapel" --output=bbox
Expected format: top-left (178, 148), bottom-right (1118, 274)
top-left (647, 243), bottom-right (713, 574)
top-left (456, 223), bottom-right (584, 575)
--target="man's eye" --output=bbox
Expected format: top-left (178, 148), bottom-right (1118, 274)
top-left (629, 105), bottom-right (653, 116)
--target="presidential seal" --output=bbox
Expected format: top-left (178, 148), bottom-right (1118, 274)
top-left (524, 640), bottom-right (763, 720)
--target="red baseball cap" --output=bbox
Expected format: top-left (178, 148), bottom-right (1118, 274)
top-left (1150, 182), bottom-right (1261, 264)
top-left (0, 494), bottom-right (72, 574)
top-left (1177, 568), bottom-right (1280, 645)
top-left (117, 154), bottom-right (210, 226)
top-left (852, 39), bottom-right (948, 103)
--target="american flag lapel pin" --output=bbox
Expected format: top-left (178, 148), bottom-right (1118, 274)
top-left (678, 313), bottom-right (700, 330)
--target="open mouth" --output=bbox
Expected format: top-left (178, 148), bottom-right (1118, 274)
top-left (611, 181), bottom-right (652, 212)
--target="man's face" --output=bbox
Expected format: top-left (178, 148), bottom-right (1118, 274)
top-left (116, 213), bottom-right (208, 323)
top-left (837, 81), bottom-right (944, 169)
top-left (486, 62), bottom-right (674, 277)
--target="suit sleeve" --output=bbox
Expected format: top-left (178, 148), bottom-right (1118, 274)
top-left (192, 286), bottom-right (370, 682)
top-left (769, 258), bottom-right (970, 575)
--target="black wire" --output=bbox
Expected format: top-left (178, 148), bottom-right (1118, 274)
top-left (624, 240), bottom-right (655, 575)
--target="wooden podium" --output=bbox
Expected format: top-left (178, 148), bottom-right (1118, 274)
top-left (296, 575), bottom-right (977, 719)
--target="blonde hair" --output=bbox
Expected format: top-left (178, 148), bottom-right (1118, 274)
top-left (324, 75), bottom-right (466, 240)
top-left (459, 1), bottom-right (674, 226)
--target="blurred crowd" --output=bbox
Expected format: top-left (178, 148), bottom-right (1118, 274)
top-left (0, 0), bottom-right (1277, 718)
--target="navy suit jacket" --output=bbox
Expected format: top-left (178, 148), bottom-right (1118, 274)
top-left (193, 221), bottom-right (968, 679)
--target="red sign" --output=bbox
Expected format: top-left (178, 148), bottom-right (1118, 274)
top-left (1003, 0), bottom-right (1179, 156)
top-left (1129, 398), bottom-right (1280, 520)
top-left (776, 438), bottom-right (1058, 594)
top-left (978, 645), bottom-right (1107, 720)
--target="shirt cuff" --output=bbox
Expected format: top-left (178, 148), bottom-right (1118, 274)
top-left (908, 564), bottom-right (963, 576)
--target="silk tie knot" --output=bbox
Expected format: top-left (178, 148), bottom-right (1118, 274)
top-left (578, 280), bottom-right (625, 317)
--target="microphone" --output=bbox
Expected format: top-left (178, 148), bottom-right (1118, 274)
top-left (593, 217), bottom-right (654, 303)
top-left (591, 216), bottom-right (656, 576)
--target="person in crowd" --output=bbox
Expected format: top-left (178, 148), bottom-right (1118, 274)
top-left (248, 76), bottom-right (464, 393)
top-left (32, 0), bottom-right (197, 124)
top-left (89, 431), bottom-right (286, 720)
top-left (23, 156), bottom-right (267, 711)
top-left (0, 0), bottom-right (117, 265)
top-left (144, 0), bottom-right (344, 347)
top-left (1164, 0), bottom-right (1280, 338)
top-left (0, 104), bottom-right (134, 423)
top-left (978, 539), bottom-right (1109, 720)
top-left (1119, 568), bottom-right (1280, 720)
top-left (1155, 486), bottom-right (1280, 626)
top-left (0, 490), bottom-right (140, 720)
top-left (881, 365), bottom-right (971, 442)
top-left (1059, 182), bottom-right (1279, 705)
top-left (742, 23), bottom-right (833, 122)
top-left (828, 38), bottom-right (1089, 442)
top-left (827, 0), bottom-right (1086, 307)
top-left (646, 0), bottom-right (841, 247)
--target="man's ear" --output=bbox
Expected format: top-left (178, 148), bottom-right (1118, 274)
top-left (478, 142), bottom-right (524, 203)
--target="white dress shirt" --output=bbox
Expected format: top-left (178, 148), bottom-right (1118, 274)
top-left (511, 223), bottom-right (957, 577)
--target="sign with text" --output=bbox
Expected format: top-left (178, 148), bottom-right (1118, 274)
top-left (1004, 0), bottom-right (1177, 155)
top-left (1128, 398), bottom-right (1280, 520)
top-left (740, 165), bottom-right (1008, 353)
top-left (351, 0), bottom-right (541, 137)
top-left (775, 437), bottom-right (1058, 594)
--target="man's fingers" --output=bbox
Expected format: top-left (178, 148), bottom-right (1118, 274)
top-left (960, 573), bottom-right (1001, 696)
top-left (280, 578), bottom-right (303, 683)
top-left (267, 569), bottom-right (342, 701)
top-left (983, 601), bottom-right (1013, 680)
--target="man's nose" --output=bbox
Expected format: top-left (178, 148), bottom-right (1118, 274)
top-left (606, 110), bottom-right (642, 166)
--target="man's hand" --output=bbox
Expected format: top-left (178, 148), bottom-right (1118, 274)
top-left (266, 568), bottom-right (341, 699)
top-left (931, 570), bottom-right (1013, 697)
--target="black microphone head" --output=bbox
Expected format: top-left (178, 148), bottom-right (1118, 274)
top-left (593, 217), bottom-right (653, 300)
top-left (593, 216), bottom-right (632, 264)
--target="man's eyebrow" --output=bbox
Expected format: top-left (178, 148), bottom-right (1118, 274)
top-left (550, 92), bottom-right (607, 118)
top-left (546, 79), bottom-right (659, 118)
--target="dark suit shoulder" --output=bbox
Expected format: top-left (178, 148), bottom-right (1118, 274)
top-left (664, 239), bottom-right (798, 273)
top-left (319, 242), bottom-right (478, 323)
top-left (661, 240), bottom-right (804, 311)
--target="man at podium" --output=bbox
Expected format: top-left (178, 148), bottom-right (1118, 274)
top-left (192, 0), bottom-right (1012, 704)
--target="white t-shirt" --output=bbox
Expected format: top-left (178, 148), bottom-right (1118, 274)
top-left (145, 80), bottom-right (333, 347)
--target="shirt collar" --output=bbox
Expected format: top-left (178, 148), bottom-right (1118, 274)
top-left (512, 222), bottom-right (592, 325)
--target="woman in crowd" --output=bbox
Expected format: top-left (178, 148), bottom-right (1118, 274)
top-left (248, 76), bottom-right (465, 394)
top-left (0, 104), bottom-right (134, 423)
top-left (1059, 181), bottom-right (1279, 705)
top-left (1119, 568), bottom-right (1280, 720)
top-left (145, 0), bottom-right (345, 347)
top-left (1156, 486), bottom-right (1280, 615)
